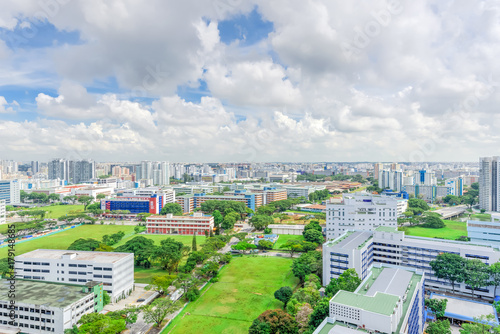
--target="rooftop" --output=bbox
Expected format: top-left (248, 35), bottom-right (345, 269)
top-left (0, 279), bottom-right (93, 308)
top-left (324, 231), bottom-right (355, 247)
top-left (375, 226), bottom-right (402, 233)
top-left (334, 231), bottom-right (372, 251)
top-left (331, 290), bottom-right (399, 316)
top-left (16, 249), bottom-right (132, 263)
top-left (430, 293), bottom-right (498, 325)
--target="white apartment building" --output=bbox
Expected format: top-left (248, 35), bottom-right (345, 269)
top-left (326, 193), bottom-right (398, 239)
top-left (0, 280), bottom-right (102, 334)
top-left (379, 170), bottom-right (403, 192)
top-left (285, 185), bottom-right (326, 199)
top-left (323, 227), bottom-right (500, 299)
top-left (122, 188), bottom-right (175, 204)
top-left (479, 157), bottom-right (500, 212)
top-left (0, 200), bottom-right (5, 225)
top-left (15, 250), bottom-right (134, 303)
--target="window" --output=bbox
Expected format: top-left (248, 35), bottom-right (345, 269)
top-left (69, 264), bottom-right (77, 267)
top-left (69, 271), bottom-right (77, 275)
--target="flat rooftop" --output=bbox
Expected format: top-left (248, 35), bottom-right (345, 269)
top-left (334, 231), bottom-right (372, 251)
top-left (431, 294), bottom-right (498, 325)
top-left (332, 290), bottom-right (399, 316)
top-left (366, 268), bottom-right (412, 298)
top-left (375, 226), bottom-right (402, 233)
top-left (16, 249), bottom-right (132, 263)
top-left (0, 279), bottom-right (91, 308)
top-left (317, 321), bottom-right (367, 334)
top-left (405, 235), bottom-right (499, 253)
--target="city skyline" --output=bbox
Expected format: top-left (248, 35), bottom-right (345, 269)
top-left (1, 1), bottom-right (500, 161)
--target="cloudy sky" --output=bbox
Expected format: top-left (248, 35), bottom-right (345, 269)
top-left (0, 0), bottom-right (499, 162)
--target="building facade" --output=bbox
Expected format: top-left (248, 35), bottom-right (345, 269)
top-left (0, 180), bottom-right (20, 204)
top-left (0, 200), bottom-right (5, 225)
top-left (323, 227), bottom-right (500, 299)
top-left (146, 212), bottom-right (214, 235)
top-left (14, 250), bottom-right (134, 303)
top-left (325, 193), bottom-right (398, 239)
top-left (0, 279), bottom-right (103, 334)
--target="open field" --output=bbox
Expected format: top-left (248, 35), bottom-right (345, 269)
top-left (470, 213), bottom-right (492, 222)
top-left (273, 234), bottom-right (305, 249)
top-left (399, 220), bottom-right (467, 240)
top-left (0, 225), bottom-right (137, 259)
top-left (163, 256), bottom-right (299, 334)
top-left (134, 267), bottom-right (168, 284)
top-left (26, 204), bottom-right (85, 219)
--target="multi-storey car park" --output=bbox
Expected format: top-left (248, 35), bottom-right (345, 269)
top-left (314, 265), bottom-right (425, 334)
top-left (323, 226), bottom-right (500, 300)
top-left (14, 250), bottom-right (134, 303)
top-left (0, 279), bottom-right (103, 334)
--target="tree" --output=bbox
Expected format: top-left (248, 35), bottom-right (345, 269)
top-left (174, 273), bottom-right (200, 294)
top-left (96, 194), bottom-right (106, 200)
top-left (48, 193), bottom-right (60, 202)
top-left (274, 286), bottom-right (293, 308)
top-left (430, 253), bottom-right (466, 292)
top-left (421, 215), bottom-right (445, 228)
top-left (425, 298), bottom-right (447, 319)
top-left (103, 291), bottom-right (111, 306)
top-left (408, 198), bottom-right (430, 211)
top-left (280, 240), bottom-right (304, 257)
top-left (295, 303), bottom-right (313, 334)
top-left (213, 210), bottom-right (223, 235)
top-left (303, 229), bottom-right (324, 244)
top-left (308, 298), bottom-right (329, 329)
top-left (325, 269), bottom-right (361, 297)
top-left (78, 313), bottom-right (126, 334)
top-left (427, 319), bottom-right (451, 334)
top-left (222, 212), bottom-right (239, 230)
top-left (67, 238), bottom-right (100, 251)
top-left (233, 241), bottom-right (257, 253)
top-left (489, 262), bottom-right (500, 296)
top-left (192, 234), bottom-right (197, 252)
top-left (143, 298), bottom-right (180, 327)
top-left (115, 236), bottom-right (155, 267)
top-left (460, 314), bottom-right (499, 334)
top-left (465, 259), bottom-right (489, 298)
top-left (304, 221), bottom-right (322, 233)
top-left (78, 195), bottom-right (94, 210)
top-left (95, 243), bottom-right (114, 252)
top-left (106, 306), bottom-right (141, 325)
top-left (146, 274), bottom-right (177, 294)
top-left (153, 238), bottom-right (189, 273)
top-left (258, 240), bottom-right (274, 250)
top-left (249, 215), bottom-right (274, 230)
top-left (160, 203), bottom-right (183, 216)
top-left (292, 251), bottom-right (322, 283)
top-left (257, 205), bottom-right (276, 216)
top-left (249, 309), bottom-right (298, 334)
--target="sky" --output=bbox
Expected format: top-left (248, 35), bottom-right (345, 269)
top-left (0, 0), bottom-right (499, 163)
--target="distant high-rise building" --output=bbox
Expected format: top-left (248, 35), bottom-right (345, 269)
top-left (373, 163), bottom-right (383, 179)
top-left (31, 160), bottom-right (40, 174)
top-left (479, 156), bottom-right (500, 212)
top-left (48, 159), bottom-right (95, 184)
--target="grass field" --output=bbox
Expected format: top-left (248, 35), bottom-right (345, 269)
top-left (134, 267), bottom-right (168, 284)
top-left (470, 213), bottom-right (492, 222)
top-left (163, 256), bottom-right (299, 334)
top-left (25, 204), bottom-right (85, 219)
top-left (273, 234), bottom-right (305, 249)
top-left (0, 225), bottom-right (137, 259)
top-left (399, 220), bottom-right (467, 240)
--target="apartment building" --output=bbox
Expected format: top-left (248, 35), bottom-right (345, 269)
top-left (0, 180), bottom-right (20, 204)
top-left (15, 250), bottom-right (134, 303)
top-left (479, 156), bottom-right (500, 212)
top-left (325, 193), bottom-right (398, 239)
top-left (249, 187), bottom-right (287, 205)
top-left (146, 212), bottom-right (214, 235)
top-left (285, 185), bottom-right (326, 199)
top-left (323, 227), bottom-right (500, 299)
top-left (0, 279), bottom-right (103, 334)
top-left (176, 194), bottom-right (195, 213)
top-left (321, 265), bottom-right (425, 334)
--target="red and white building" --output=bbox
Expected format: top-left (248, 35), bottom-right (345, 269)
top-left (146, 212), bottom-right (214, 235)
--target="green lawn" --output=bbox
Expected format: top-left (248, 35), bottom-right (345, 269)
top-left (399, 220), bottom-right (467, 240)
top-left (0, 225), bottom-right (136, 259)
top-left (134, 267), bottom-right (168, 284)
top-left (470, 213), bottom-right (492, 222)
top-left (273, 234), bottom-right (305, 249)
top-left (163, 256), bottom-right (299, 334)
top-left (28, 204), bottom-right (85, 219)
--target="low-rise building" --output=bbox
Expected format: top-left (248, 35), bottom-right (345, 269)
top-left (468, 214), bottom-right (500, 246)
top-left (146, 212), bottom-right (214, 235)
top-left (315, 265), bottom-right (425, 334)
top-left (14, 249), bottom-right (134, 303)
top-left (268, 224), bottom-right (305, 235)
top-left (101, 191), bottom-right (172, 214)
top-left (0, 279), bottom-right (103, 334)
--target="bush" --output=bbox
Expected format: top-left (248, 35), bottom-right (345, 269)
top-left (185, 287), bottom-right (200, 301)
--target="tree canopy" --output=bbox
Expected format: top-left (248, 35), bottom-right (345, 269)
top-left (160, 203), bottom-right (183, 215)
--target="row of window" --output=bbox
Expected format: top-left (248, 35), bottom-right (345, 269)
top-left (22, 262), bottom-right (50, 266)
top-left (23, 269), bottom-right (49, 273)
top-left (0, 305), bottom-right (55, 314)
